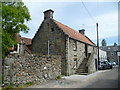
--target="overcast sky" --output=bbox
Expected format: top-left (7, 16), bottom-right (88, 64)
top-left (21, 0), bottom-right (119, 46)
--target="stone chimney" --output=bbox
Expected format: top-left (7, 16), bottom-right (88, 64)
top-left (43, 9), bottom-right (54, 19)
top-left (102, 39), bottom-right (106, 46)
top-left (79, 29), bottom-right (85, 35)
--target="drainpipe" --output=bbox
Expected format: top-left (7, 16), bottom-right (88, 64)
top-left (67, 36), bottom-right (70, 76)
top-left (48, 40), bottom-right (50, 57)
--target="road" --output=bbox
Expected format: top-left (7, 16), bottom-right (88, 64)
top-left (28, 66), bottom-right (118, 88)
top-left (84, 67), bottom-right (118, 88)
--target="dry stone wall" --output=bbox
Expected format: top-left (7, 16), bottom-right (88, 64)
top-left (4, 54), bottom-right (61, 86)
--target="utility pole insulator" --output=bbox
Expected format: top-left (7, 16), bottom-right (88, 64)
top-left (96, 23), bottom-right (98, 27)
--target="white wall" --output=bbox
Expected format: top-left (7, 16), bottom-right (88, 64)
top-left (99, 49), bottom-right (107, 61)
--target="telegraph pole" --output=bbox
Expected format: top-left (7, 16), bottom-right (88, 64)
top-left (96, 23), bottom-right (99, 69)
top-left (48, 40), bottom-right (49, 57)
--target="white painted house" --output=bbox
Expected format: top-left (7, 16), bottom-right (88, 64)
top-left (99, 49), bottom-right (107, 61)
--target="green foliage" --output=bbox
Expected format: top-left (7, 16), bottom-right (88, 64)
top-left (16, 82), bottom-right (34, 88)
top-left (2, 84), bottom-right (14, 90)
top-left (2, 2), bottom-right (31, 57)
top-left (24, 82), bottom-right (33, 87)
top-left (17, 85), bottom-right (23, 88)
top-left (2, 81), bottom-right (34, 89)
top-left (55, 75), bottom-right (61, 80)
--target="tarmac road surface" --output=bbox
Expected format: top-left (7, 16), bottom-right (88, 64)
top-left (28, 66), bottom-right (118, 88)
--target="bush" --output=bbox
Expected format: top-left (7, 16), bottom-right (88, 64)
top-left (24, 82), bottom-right (33, 87)
top-left (55, 76), bottom-right (61, 80)
top-left (2, 85), bottom-right (14, 90)
top-left (17, 85), bottom-right (23, 88)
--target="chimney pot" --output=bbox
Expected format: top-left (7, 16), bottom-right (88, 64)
top-left (43, 9), bottom-right (54, 19)
top-left (79, 29), bottom-right (85, 35)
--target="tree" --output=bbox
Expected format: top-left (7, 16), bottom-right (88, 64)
top-left (2, 1), bottom-right (31, 57)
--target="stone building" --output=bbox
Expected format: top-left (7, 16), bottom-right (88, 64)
top-left (32, 9), bottom-right (98, 76)
top-left (100, 42), bottom-right (119, 64)
top-left (10, 33), bottom-right (32, 54)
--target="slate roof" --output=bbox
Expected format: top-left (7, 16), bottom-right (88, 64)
top-left (100, 46), bottom-right (119, 52)
top-left (54, 20), bottom-right (95, 46)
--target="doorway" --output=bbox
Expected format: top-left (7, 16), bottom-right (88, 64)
top-left (85, 44), bottom-right (88, 57)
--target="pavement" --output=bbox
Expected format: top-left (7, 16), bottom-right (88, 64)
top-left (28, 65), bottom-right (118, 88)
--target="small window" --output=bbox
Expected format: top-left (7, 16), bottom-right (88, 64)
top-left (111, 53), bottom-right (114, 56)
top-left (74, 58), bottom-right (77, 61)
top-left (47, 23), bottom-right (49, 26)
top-left (74, 55), bottom-right (77, 57)
top-left (74, 58), bottom-right (77, 69)
top-left (51, 28), bottom-right (54, 32)
top-left (73, 41), bottom-right (77, 51)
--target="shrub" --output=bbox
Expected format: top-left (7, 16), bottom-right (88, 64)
top-left (2, 85), bottom-right (14, 90)
top-left (55, 76), bottom-right (61, 80)
top-left (24, 82), bottom-right (33, 87)
top-left (17, 85), bottom-right (23, 88)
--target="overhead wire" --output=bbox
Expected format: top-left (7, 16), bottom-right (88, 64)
top-left (80, 0), bottom-right (99, 46)
top-left (81, 0), bottom-right (96, 23)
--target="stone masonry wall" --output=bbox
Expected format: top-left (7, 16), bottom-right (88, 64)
top-left (67, 38), bottom-right (86, 75)
top-left (66, 37), bottom-right (97, 75)
top-left (4, 54), bottom-right (61, 86)
top-left (64, 37), bottom-right (85, 76)
top-left (32, 18), bottom-right (66, 75)
top-left (87, 46), bottom-right (97, 74)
